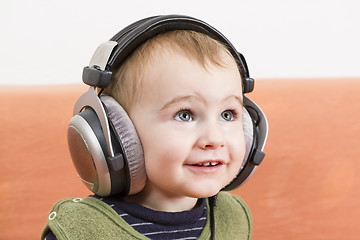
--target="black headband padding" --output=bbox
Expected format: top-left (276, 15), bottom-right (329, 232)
top-left (107, 15), bottom-right (249, 79)
top-left (83, 14), bottom-right (254, 92)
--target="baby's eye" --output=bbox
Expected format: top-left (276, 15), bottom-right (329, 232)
top-left (174, 109), bottom-right (193, 121)
top-left (220, 110), bottom-right (236, 121)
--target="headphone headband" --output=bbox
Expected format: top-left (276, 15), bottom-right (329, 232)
top-left (83, 15), bottom-right (254, 93)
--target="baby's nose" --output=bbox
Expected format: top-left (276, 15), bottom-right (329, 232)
top-left (197, 124), bottom-right (225, 150)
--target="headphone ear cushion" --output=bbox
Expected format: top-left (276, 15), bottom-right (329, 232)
top-left (223, 107), bottom-right (255, 191)
top-left (222, 107), bottom-right (255, 191)
top-left (242, 107), bottom-right (254, 168)
top-left (100, 95), bottom-right (146, 195)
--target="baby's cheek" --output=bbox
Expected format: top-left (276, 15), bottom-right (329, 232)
top-left (143, 145), bottom-right (178, 170)
top-left (229, 144), bottom-right (246, 174)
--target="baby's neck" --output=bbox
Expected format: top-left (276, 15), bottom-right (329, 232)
top-left (124, 185), bottom-right (198, 212)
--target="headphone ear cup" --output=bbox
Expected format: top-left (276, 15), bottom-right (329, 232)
top-left (68, 108), bottom-right (113, 196)
top-left (100, 95), bottom-right (146, 195)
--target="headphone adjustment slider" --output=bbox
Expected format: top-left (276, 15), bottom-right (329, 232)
top-left (243, 77), bottom-right (254, 93)
top-left (82, 66), bottom-right (112, 88)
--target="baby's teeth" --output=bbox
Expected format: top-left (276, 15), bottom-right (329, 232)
top-left (200, 162), bottom-right (218, 166)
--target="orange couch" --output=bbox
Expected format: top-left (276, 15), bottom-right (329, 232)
top-left (1, 78), bottom-right (359, 240)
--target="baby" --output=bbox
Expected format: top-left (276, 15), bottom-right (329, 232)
top-left (42, 15), bottom-right (267, 240)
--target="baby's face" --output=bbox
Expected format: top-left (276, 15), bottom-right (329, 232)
top-left (128, 50), bottom-right (245, 199)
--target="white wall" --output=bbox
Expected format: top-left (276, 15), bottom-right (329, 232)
top-left (0, 0), bottom-right (359, 85)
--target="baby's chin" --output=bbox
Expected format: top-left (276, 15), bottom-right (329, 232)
top-left (185, 185), bottom-right (226, 199)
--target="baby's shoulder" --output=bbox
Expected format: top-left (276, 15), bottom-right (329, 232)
top-left (217, 191), bottom-right (251, 212)
top-left (46, 196), bottom-right (111, 218)
top-left (213, 192), bottom-right (252, 239)
top-left (42, 197), bottom-right (144, 240)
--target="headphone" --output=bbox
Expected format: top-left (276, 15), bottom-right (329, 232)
top-left (67, 15), bottom-right (268, 197)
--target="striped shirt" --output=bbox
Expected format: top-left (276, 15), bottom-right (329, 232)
top-left (95, 195), bottom-right (207, 240)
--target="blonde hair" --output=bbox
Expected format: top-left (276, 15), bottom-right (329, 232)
top-left (103, 30), bottom-right (236, 112)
